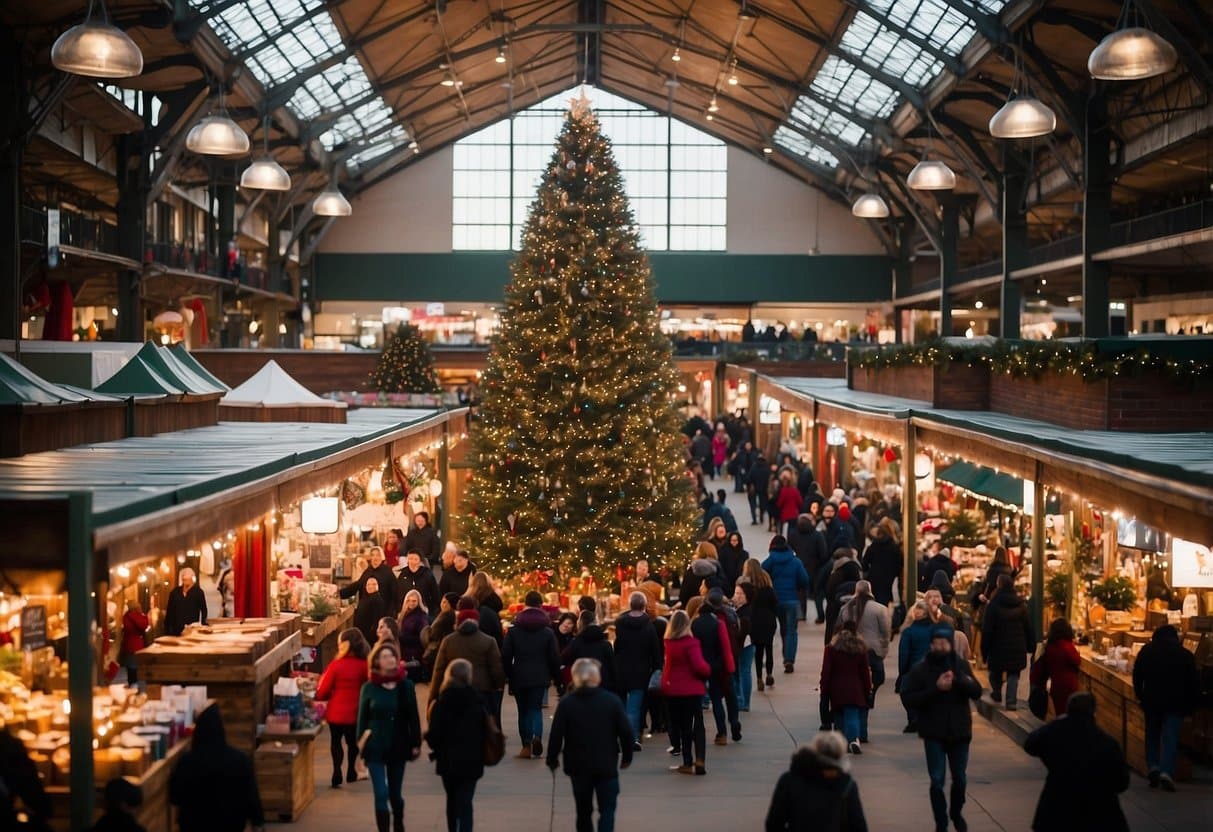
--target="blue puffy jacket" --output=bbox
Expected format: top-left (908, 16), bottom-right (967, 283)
top-left (762, 547), bottom-right (810, 605)
top-left (897, 617), bottom-right (934, 682)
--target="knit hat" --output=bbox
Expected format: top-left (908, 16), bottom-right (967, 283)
top-left (838, 503), bottom-right (852, 521)
top-left (705, 587), bottom-right (725, 609)
top-left (929, 624), bottom-right (954, 643)
top-left (456, 596), bottom-right (480, 625)
top-left (442, 592), bottom-right (460, 609)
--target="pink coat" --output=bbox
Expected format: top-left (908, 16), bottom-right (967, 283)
top-left (662, 635), bottom-right (711, 697)
top-left (712, 434), bottom-right (729, 466)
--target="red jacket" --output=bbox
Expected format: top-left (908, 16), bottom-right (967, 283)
top-left (820, 642), bottom-right (872, 709)
top-left (661, 635), bottom-right (711, 697)
top-left (121, 609), bottom-right (149, 656)
top-left (1032, 639), bottom-right (1081, 716)
top-left (775, 485), bottom-right (802, 522)
top-left (316, 655), bottom-right (369, 725)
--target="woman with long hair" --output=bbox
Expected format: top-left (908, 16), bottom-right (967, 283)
top-left (356, 642), bottom-right (421, 832)
top-left (837, 581), bottom-right (889, 745)
top-left (316, 629), bottom-right (370, 788)
top-left (397, 590), bottom-right (429, 672)
top-left (1035, 618), bottom-right (1081, 718)
top-left (468, 572), bottom-right (504, 646)
top-left (375, 616), bottom-right (400, 651)
top-left (425, 658), bottom-right (488, 831)
top-left (820, 621), bottom-right (872, 755)
top-left (741, 559), bottom-right (778, 691)
top-left (661, 610), bottom-right (712, 775)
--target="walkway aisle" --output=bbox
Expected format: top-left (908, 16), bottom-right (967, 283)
top-left (287, 483), bottom-right (1208, 831)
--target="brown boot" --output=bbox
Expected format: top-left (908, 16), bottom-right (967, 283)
top-left (516, 746), bottom-right (533, 759)
top-left (694, 760), bottom-right (707, 775)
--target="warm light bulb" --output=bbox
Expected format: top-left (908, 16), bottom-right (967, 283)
top-left (671, 49), bottom-right (681, 63)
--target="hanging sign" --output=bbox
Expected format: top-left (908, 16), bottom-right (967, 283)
top-left (1172, 538), bottom-right (1213, 588)
top-left (21, 604), bottom-right (48, 650)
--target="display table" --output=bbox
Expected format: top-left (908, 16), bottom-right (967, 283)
top-left (255, 724), bottom-right (323, 822)
top-left (1077, 648), bottom-right (1194, 780)
top-left (300, 606), bottom-right (354, 671)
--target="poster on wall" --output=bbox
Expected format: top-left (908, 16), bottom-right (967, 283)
top-left (1171, 538), bottom-right (1213, 588)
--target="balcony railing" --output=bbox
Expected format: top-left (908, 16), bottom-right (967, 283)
top-left (21, 205), bottom-right (120, 255)
top-left (672, 340), bottom-right (846, 362)
top-left (1110, 199), bottom-right (1213, 248)
top-left (147, 242), bottom-right (291, 296)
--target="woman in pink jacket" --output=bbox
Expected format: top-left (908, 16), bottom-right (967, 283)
top-left (711, 428), bottom-right (730, 479)
top-left (662, 610), bottom-right (712, 775)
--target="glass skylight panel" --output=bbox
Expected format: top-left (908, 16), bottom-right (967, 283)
top-left (842, 12), bottom-right (944, 89)
top-left (773, 126), bottom-right (839, 169)
top-left (788, 96), bottom-right (867, 146)
top-left (810, 56), bottom-right (898, 120)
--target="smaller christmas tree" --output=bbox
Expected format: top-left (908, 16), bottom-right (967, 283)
top-left (369, 323), bottom-right (440, 393)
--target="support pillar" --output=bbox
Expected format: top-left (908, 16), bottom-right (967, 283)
top-left (1001, 151), bottom-right (1028, 340)
top-left (67, 492), bottom-right (96, 831)
top-left (893, 219), bottom-right (914, 344)
top-left (1082, 93), bottom-right (1111, 338)
top-left (438, 420), bottom-right (451, 546)
top-left (115, 134), bottom-right (147, 342)
top-left (810, 402), bottom-right (821, 485)
top-left (1030, 466), bottom-right (1045, 641)
top-left (217, 183), bottom-right (236, 276)
top-left (0, 27), bottom-right (24, 345)
top-left (746, 370), bottom-right (759, 450)
top-left (938, 195), bottom-right (959, 338)
top-left (902, 424), bottom-right (918, 608)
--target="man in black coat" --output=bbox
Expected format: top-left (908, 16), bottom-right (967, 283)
top-left (1024, 693), bottom-right (1129, 831)
top-left (1132, 624), bottom-right (1202, 790)
top-left (746, 454), bottom-right (770, 525)
top-left (502, 591), bottom-right (561, 759)
top-left (402, 511), bottom-right (441, 566)
top-left (788, 514), bottom-right (828, 622)
top-left (165, 567), bottom-right (208, 636)
top-left (339, 546), bottom-right (396, 613)
top-left (612, 592), bottom-right (662, 750)
top-left (547, 658), bottom-right (634, 832)
top-left (899, 624), bottom-right (982, 832)
top-left (437, 548), bottom-right (477, 599)
top-left (693, 591), bottom-right (742, 743)
top-left (395, 551), bottom-right (440, 617)
top-left (824, 549), bottom-right (863, 644)
top-left (980, 574), bottom-right (1034, 710)
top-left (169, 705), bottom-right (265, 832)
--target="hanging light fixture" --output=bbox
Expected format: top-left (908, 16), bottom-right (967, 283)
top-left (186, 91), bottom-right (249, 156)
top-left (708, 97), bottom-right (719, 113)
top-left (727, 59), bottom-right (739, 85)
top-left (240, 115), bottom-right (291, 191)
top-left (671, 48), bottom-right (681, 63)
top-left (851, 193), bottom-right (890, 218)
top-left (313, 171), bottom-right (352, 217)
top-left (495, 45), bottom-right (507, 64)
top-left (989, 47), bottom-right (1056, 139)
top-left (51, 0), bottom-right (144, 79)
top-left (1088, 1), bottom-right (1176, 81)
top-left (907, 123), bottom-right (956, 190)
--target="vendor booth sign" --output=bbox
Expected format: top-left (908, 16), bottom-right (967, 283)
top-left (1171, 538), bottom-right (1213, 588)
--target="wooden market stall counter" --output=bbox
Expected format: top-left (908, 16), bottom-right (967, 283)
top-left (255, 723), bottom-right (323, 822)
top-left (136, 616), bottom-right (302, 755)
top-left (300, 606), bottom-right (354, 671)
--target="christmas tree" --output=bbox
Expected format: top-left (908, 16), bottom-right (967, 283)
top-left (369, 323), bottom-right (440, 393)
top-left (462, 91), bottom-right (697, 587)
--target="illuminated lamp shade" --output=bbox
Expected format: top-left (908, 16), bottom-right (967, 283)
top-left (51, 11), bottom-right (143, 79)
top-left (313, 186), bottom-right (352, 217)
top-left (851, 193), bottom-right (890, 219)
top-left (1088, 27), bottom-right (1177, 81)
top-left (300, 497), bottom-right (339, 535)
top-left (907, 159), bottom-right (956, 191)
top-left (429, 479), bottom-right (443, 498)
top-left (186, 114), bottom-right (250, 156)
top-left (988, 96), bottom-right (1056, 139)
top-left (240, 157), bottom-right (291, 191)
top-left (826, 426), bottom-right (847, 447)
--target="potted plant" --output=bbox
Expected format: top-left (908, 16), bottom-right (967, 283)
top-left (1089, 575), bottom-right (1137, 626)
top-left (1045, 570), bottom-right (1071, 617)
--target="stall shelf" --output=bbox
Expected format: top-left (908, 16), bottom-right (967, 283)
top-left (255, 724), bottom-right (323, 821)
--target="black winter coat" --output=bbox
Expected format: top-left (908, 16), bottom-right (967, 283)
top-left (546, 685), bottom-right (633, 777)
top-left (437, 563), bottom-right (476, 600)
top-left (425, 683), bottom-right (487, 780)
top-left (164, 584), bottom-right (209, 636)
top-left (919, 554), bottom-right (956, 592)
top-left (353, 592), bottom-right (388, 647)
top-left (681, 557), bottom-right (724, 603)
top-left (749, 585), bottom-right (778, 644)
top-left (1024, 713), bottom-right (1129, 832)
top-left (502, 607), bottom-right (560, 691)
top-left (899, 650), bottom-right (982, 742)
top-left (789, 523), bottom-right (829, 578)
top-left (1132, 629), bottom-right (1202, 715)
top-left (340, 562), bottom-right (397, 612)
top-left (477, 604), bottom-right (503, 648)
top-left (395, 565), bottom-right (439, 615)
top-left (747, 460), bottom-right (771, 495)
top-left (169, 707), bottom-right (264, 832)
top-left (861, 538), bottom-right (902, 605)
top-left (765, 747), bottom-right (868, 832)
top-left (563, 626), bottom-right (619, 693)
top-left (716, 543), bottom-right (749, 594)
top-left (824, 559), bottom-right (863, 643)
top-left (402, 524), bottom-right (441, 565)
top-left (981, 591), bottom-right (1034, 673)
top-left (613, 612), bottom-right (662, 692)
top-left (691, 607), bottom-right (729, 676)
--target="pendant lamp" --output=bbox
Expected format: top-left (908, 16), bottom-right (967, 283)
top-left (313, 174), bottom-right (352, 217)
top-left (240, 117), bottom-right (291, 191)
top-left (1088, 0), bottom-right (1177, 80)
top-left (907, 159), bottom-right (956, 191)
top-left (51, 0), bottom-right (143, 79)
top-left (851, 193), bottom-right (890, 219)
top-left (989, 96), bottom-right (1056, 139)
top-left (187, 92), bottom-right (249, 157)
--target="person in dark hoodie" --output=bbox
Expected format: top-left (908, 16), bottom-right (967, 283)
top-left (919, 544), bottom-right (956, 593)
top-left (693, 589), bottom-right (741, 744)
top-left (899, 624), bottom-right (982, 832)
top-left (502, 591), bottom-right (561, 759)
top-left (169, 705), bottom-right (264, 832)
top-left (821, 503), bottom-right (854, 557)
top-left (1132, 624), bottom-right (1202, 790)
top-left (563, 610), bottom-right (619, 695)
top-left (681, 542), bottom-right (725, 603)
top-left (762, 535), bottom-right (811, 674)
top-left (613, 591), bottom-right (662, 748)
top-left (746, 453), bottom-right (771, 525)
top-left (824, 549), bottom-right (863, 645)
top-left (980, 574), bottom-right (1034, 710)
top-left (88, 778), bottom-right (146, 832)
top-left (789, 513), bottom-right (828, 622)
top-left (1024, 692), bottom-right (1129, 832)
top-left (765, 731), bottom-right (868, 832)
top-left (860, 517), bottom-right (903, 606)
top-left (716, 530), bottom-right (749, 595)
top-left (547, 658), bottom-right (634, 832)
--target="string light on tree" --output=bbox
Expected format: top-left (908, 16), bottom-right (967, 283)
top-left (462, 88), bottom-right (697, 587)
top-left (369, 322), bottom-right (440, 393)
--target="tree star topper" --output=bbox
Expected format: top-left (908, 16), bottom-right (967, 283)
top-left (569, 87), bottom-right (593, 119)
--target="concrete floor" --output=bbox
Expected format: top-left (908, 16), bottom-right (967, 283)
top-left (281, 483), bottom-right (1210, 831)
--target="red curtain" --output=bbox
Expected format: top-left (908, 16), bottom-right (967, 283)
top-left (187, 299), bottom-right (209, 346)
top-left (43, 281), bottom-right (74, 341)
top-left (233, 526), bottom-right (268, 618)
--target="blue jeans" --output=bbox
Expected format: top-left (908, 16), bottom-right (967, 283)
top-left (923, 740), bottom-right (969, 830)
top-left (514, 685), bottom-right (545, 745)
top-left (367, 760), bottom-right (406, 814)
top-left (1144, 711), bottom-right (1184, 777)
top-left (733, 644), bottom-right (755, 710)
top-left (570, 774), bottom-right (619, 832)
top-left (839, 705), bottom-right (862, 744)
top-left (707, 674), bottom-right (739, 737)
top-left (624, 689), bottom-right (645, 740)
top-left (776, 602), bottom-right (799, 664)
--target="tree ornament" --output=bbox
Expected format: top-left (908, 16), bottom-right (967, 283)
top-left (580, 283), bottom-right (590, 297)
top-left (566, 160), bottom-right (577, 170)
top-left (585, 161), bottom-right (595, 174)
top-left (534, 289), bottom-right (543, 304)
top-left (507, 513), bottom-right (517, 536)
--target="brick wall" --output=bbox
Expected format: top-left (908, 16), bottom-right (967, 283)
top-left (849, 364), bottom-right (988, 409)
top-left (850, 365), bottom-right (934, 401)
top-left (195, 350), bottom-right (379, 395)
top-left (932, 364), bottom-right (989, 410)
top-left (741, 361), bottom-right (847, 378)
top-left (1105, 377), bottom-right (1213, 432)
top-left (990, 373), bottom-right (1108, 430)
